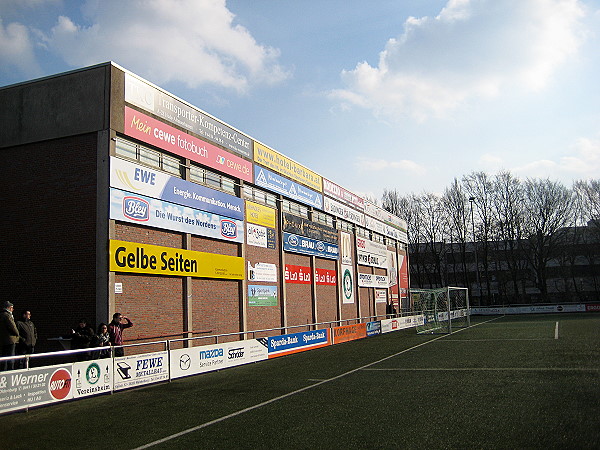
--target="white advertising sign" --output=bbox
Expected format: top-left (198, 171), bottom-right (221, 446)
top-left (358, 273), bottom-right (389, 288)
top-left (340, 232), bottom-right (352, 266)
top-left (169, 339), bottom-right (268, 379)
top-left (248, 262), bottom-right (278, 282)
top-left (375, 289), bottom-right (387, 303)
top-left (247, 223), bottom-right (268, 248)
top-left (113, 351), bottom-right (169, 391)
top-left (73, 359), bottom-right (113, 398)
top-left (381, 315), bottom-right (424, 333)
top-left (341, 265), bottom-right (355, 304)
top-left (323, 197), bottom-right (366, 226)
top-left (356, 237), bottom-right (388, 268)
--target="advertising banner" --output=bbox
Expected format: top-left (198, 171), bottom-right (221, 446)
top-left (375, 289), bottom-right (387, 303)
top-left (398, 251), bottom-right (409, 299)
top-left (110, 188), bottom-right (245, 243)
top-left (0, 364), bottom-right (73, 414)
top-left (282, 213), bottom-right (338, 244)
top-left (253, 141), bottom-right (322, 192)
top-left (381, 315), bottom-right (423, 334)
top-left (109, 240), bottom-right (245, 279)
top-left (72, 360), bottom-right (112, 398)
top-left (245, 201), bottom-right (276, 228)
top-left (267, 329), bottom-right (330, 358)
top-left (125, 74), bottom-right (253, 158)
top-left (323, 178), bottom-right (365, 211)
top-left (358, 273), bottom-right (389, 288)
top-left (283, 233), bottom-right (339, 260)
top-left (323, 197), bottom-right (366, 227)
top-left (169, 340), bottom-right (269, 379)
top-left (248, 285), bottom-right (278, 306)
top-left (284, 265), bottom-right (337, 285)
top-left (366, 321), bottom-right (382, 337)
top-left (124, 107), bottom-right (253, 182)
top-left (254, 166), bottom-right (323, 209)
top-left (315, 268), bottom-right (337, 286)
top-left (113, 351), bottom-right (169, 391)
top-left (341, 265), bottom-right (355, 304)
top-left (248, 262), bottom-right (277, 282)
top-left (340, 232), bottom-right (353, 266)
top-left (111, 157), bottom-right (244, 221)
top-left (356, 237), bottom-right (388, 268)
top-left (332, 323), bottom-right (367, 344)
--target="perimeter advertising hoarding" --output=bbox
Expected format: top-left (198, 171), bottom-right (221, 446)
top-left (332, 323), bottom-right (367, 344)
top-left (124, 107), bottom-right (253, 182)
top-left (73, 360), bottom-right (112, 398)
top-left (0, 364), bottom-right (73, 414)
top-left (380, 315), bottom-right (424, 334)
top-left (358, 273), bottom-right (389, 288)
top-left (284, 265), bottom-right (337, 285)
top-left (248, 285), bottom-right (278, 306)
top-left (125, 74), bottom-right (253, 158)
top-left (245, 201), bottom-right (276, 228)
top-left (341, 265), bottom-right (355, 304)
top-left (113, 351), bottom-right (169, 391)
top-left (323, 197), bottom-right (366, 227)
top-left (253, 141), bottom-right (322, 192)
top-left (366, 321), bottom-right (382, 336)
top-left (109, 240), bottom-right (245, 280)
top-left (282, 212), bottom-right (338, 244)
top-left (267, 329), bottom-right (330, 358)
top-left (254, 166), bottom-right (323, 209)
top-left (169, 340), bottom-right (268, 379)
top-left (111, 157), bottom-right (244, 221)
top-left (110, 188), bottom-right (245, 243)
top-left (283, 232), bottom-right (339, 260)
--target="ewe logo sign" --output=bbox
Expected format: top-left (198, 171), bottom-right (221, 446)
top-left (113, 351), bottom-right (169, 391)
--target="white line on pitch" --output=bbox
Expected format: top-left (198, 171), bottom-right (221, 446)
top-left (555, 321), bottom-right (559, 339)
top-left (362, 367), bottom-right (600, 372)
top-left (440, 338), bottom-right (554, 342)
top-left (131, 316), bottom-right (503, 449)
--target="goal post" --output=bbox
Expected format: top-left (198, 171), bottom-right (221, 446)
top-left (412, 287), bottom-right (470, 334)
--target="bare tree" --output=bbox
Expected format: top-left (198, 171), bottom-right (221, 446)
top-left (441, 179), bottom-right (470, 289)
top-left (522, 178), bottom-right (573, 302)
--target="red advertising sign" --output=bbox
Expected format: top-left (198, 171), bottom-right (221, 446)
top-left (332, 323), bottom-right (367, 344)
top-left (285, 265), bottom-right (337, 285)
top-left (398, 250), bottom-right (409, 298)
top-left (124, 107), bottom-right (253, 182)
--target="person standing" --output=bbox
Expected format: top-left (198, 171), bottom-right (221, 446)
top-left (16, 310), bottom-right (37, 369)
top-left (0, 301), bottom-right (20, 371)
top-left (71, 318), bottom-right (95, 361)
top-left (108, 313), bottom-right (133, 357)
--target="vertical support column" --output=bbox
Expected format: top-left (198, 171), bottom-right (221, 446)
top-left (99, 130), bottom-right (113, 325)
top-left (183, 234), bottom-right (192, 346)
top-left (278, 197), bottom-right (288, 334)
top-left (447, 286), bottom-right (452, 334)
top-left (310, 255), bottom-right (317, 329)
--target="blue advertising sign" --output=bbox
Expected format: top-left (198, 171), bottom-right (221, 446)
top-left (366, 321), bottom-right (382, 337)
top-left (110, 188), bottom-right (244, 243)
top-left (111, 157), bottom-right (244, 221)
top-left (283, 232), bottom-right (339, 260)
top-left (254, 166), bottom-right (323, 210)
top-left (267, 329), bottom-right (329, 357)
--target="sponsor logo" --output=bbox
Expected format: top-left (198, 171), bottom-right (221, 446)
top-left (49, 368), bottom-right (72, 400)
top-left (288, 235), bottom-right (298, 247)
top-left (228, 347), bottom-right (244, 360)
top-left (221, 219), bottom-right (237, 239)
top-left (199, 348), bottom-right (224, 360)
top-left (116, 362), bottom-right (132, 379)
top-left (86, 363), bottom-right (101, 385)
top-left (343, 269), bottom-right (353, 300)
top-left (123, 196), bottom-right (150, 221)
top-left (179, 354), bottom-right (191, 370)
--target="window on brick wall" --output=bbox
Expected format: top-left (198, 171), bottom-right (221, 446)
top-left (243, 185), bottom-right (277, 208)
top-left (281, 200), bottom-right (308, 218)
top-left (312, 210), bottom-right (334, 227)
top-left (336, 219), bottom-right (353, 233)
top-left (190, 165), bottom-right (236, 195)
top-left (115, 138), bottom-right (183, 177)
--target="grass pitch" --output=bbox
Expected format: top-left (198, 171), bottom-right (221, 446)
top-left (2, 313), bottom-right (599, 449)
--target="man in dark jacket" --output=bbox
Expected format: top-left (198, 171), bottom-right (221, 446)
top-left (0, 301), bottom-right (19, 371)
top-left (108, 313), bottom-right (133, 357)
top-left (16, 310), bottom-right (37, 369)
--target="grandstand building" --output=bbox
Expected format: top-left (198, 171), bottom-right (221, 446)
top-left (0, 62), bottom-right (409, 351)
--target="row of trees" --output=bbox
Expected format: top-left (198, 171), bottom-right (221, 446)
top-left (382, 172), bottom-right (600, 305)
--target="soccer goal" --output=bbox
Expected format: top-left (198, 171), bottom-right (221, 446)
top-left (412, 287), bottom-right (470, 334)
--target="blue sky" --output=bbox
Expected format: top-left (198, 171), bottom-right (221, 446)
top-left (1, 0), bottom-right (599, 201)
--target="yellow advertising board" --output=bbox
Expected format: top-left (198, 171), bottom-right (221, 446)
top-left (109, 240), bottom-right (244, 279)
top-left (253, 141), bottom-right (322, 192)
top-left (245, 201), bottom-right (276, 228)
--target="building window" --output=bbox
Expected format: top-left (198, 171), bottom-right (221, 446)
top-left (115, 138), bottom-right (183, 177)
top-left (336, 219), bottom-right (353, 233)
top-left (356, 227), bottom-right (370, 239)
top-left (372, 233), bottom-right (384, 244)
top-left (281, 200), bottom-right (308, 218)
top-left (312, 210), bottom-right (334, 227)
top-left (243, 185), bottom-right (277, 208)
top-left (190, 165), bottom-right (236, 194)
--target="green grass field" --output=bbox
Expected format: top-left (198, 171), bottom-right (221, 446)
top-left (2, 313), bottom-right (599, 449)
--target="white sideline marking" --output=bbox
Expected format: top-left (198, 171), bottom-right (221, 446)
top-left (132, 317), bottom-right (502, 449)
top-left (363, 367), bottom-right (600, 372)
top-left (555, 321), bottom-right (559, 340)
top-left (440, 338), bottom-right (553, 342)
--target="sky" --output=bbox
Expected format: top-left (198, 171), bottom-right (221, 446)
top-left (1, 0), bottom-right (600, 202)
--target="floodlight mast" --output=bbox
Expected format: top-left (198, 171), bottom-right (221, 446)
top-left (469, 197), bottom-right (481, 304)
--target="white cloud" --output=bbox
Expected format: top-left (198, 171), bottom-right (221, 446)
top-left (355, 156), bottom-right (426, 175)
top-left (331, 0), bottom-right (586, 121)
top-left (0, 18), bottom-right (41, 77)
top-left (512, 136), bottom-right (600, 181)
top-left (43, 0), bottom-right (288, 92)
